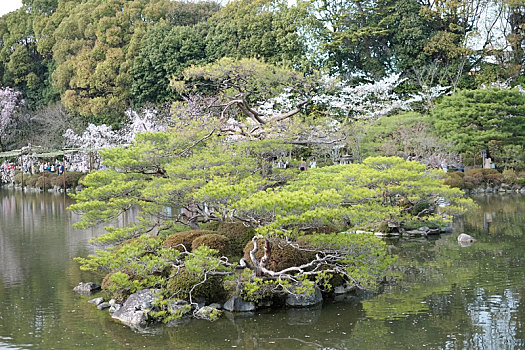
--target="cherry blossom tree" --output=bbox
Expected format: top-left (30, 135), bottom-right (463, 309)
top-left (63, 108), bottom-right (169, 171)
top-left (0, 87), bottom-right (24, 151)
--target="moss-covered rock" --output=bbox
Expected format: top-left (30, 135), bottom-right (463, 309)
top-left (191, 234), bottom-right (231, 256)
top-left (166, 268), bottom-right (226, 302)
top-left (162, 230), bottom-right (215, 251)
top-left (216, 223), bottom-right (254, 256)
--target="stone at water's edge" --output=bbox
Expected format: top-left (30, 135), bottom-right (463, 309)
top-left (457, 233), bottom-right (476, 242)
top-left (88, 297), bottom-right (104, 306)
top-left (458, 233), bottom-right (476, 247)
top-left (97, 302), bottom-right (111, 310)
top-left (286, 285), bottom-right (323, 307)
top-left (223, 296), bottom-right (256, 312)
top-left (194, 306), bottom-right (222, 320)
top-left (73, 282), bottom-right (101, 295)
top-left (112, 289), bottom-right (157, 328)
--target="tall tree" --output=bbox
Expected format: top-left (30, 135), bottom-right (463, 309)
top-left (431, 87), bottom-right (525, 156)
top-left (204, 0), bottom-right (310, 68)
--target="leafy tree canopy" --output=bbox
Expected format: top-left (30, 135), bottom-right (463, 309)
top-left (431, 88), bottom-right (525, 154)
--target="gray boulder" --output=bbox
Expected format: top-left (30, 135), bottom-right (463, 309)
top-left (88, 297), bottom-right (104, 306)
top-left (167, 300), bottom-right (192, 318)
top-left (223, 296), bottom-right (255, 312)
top-left (458, 233), bottom-right (476, 242)
top-left (97, 302), bottom-right (111, 310)
top-left (109, 304), bottom-right (121, 313)
top-left (405, 229), bottom-right (425, 236)
top-left (73, 282), bottom-right (101, 295)
top-left (458, 233), bottom-right (476, 247)
top-left (194, 306), bottom-right (222, 320)
top-left (334, 285), bottom-right (346, 295)
top-left (427, 227), bottom-right (441, 235)
top-left (208, 303), bottom-right (222, 310)
top-left (112, 289), bottom-right (157, 328)
top-left (286, 284), bottom-right (323, 307)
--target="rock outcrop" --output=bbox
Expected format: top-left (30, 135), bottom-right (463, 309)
top-left (111, 289), bottom-right (158, 328)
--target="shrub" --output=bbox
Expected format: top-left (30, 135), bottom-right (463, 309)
top-left (464, 169), bottom-right (484, 186)
top-left (216, 223), bottom-right (254, 257)
top-left (24, 175), bottom-right (39, 187)
top-left (462, 168), bottom-right (503, 187)
top-left (47, 171), bottom-right (84, 189)
top-left (101, 271), bottom-right (135, 302)
top-left (502, 169), bottom-right (518, 184)
top-left (444, 172), bottom-right (464, 188)
top-left (191, 234), bottom-right (231, 256)
top-left (199, 221), bottom-right (220, 231)
top-left (243, 238), bottom-right (317, 272)
top-left (166, 268), bottom-right (226, 302)
top-left (162, 230), bottom-right (215, 251)
top-left (410, 200), bottom-right (434, 216)
top-left (483, 169), bottom-right (503, 185)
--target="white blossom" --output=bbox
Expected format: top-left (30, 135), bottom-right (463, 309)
top-left (0, 87), bottom-right (24, 149)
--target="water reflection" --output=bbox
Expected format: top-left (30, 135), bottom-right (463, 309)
top-left (1, 190), bottom-right (525, 349)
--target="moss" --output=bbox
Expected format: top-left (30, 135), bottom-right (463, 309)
top-left (191, 234), bottom-right (231, 256)
top-left (216, 223), bottom-right (254, 256)
top-left (162, 230), bottom-right (215, 251)
top-left (166, 268), bottom-right (226, 302)
top-left (101, 272), bottom-right (133, 303)
top-left (243, 238), bottom-right (316, 272)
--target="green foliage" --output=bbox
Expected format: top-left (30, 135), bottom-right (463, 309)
top-left (173, 57), bottom-right (315, 116)
top-left (74, 235), bottom-right (178, 277)
top-left (70, 124), bottom-right (473, 303)
top-left (241, 274), bottom-right (291, 303)
top-left (16, 171), bottom-right (84, 190)
top-left (302, 233), bottom-right (396, 290)
top-left (166, 268), bottom-right (226, 302)
top-left (101, 271), bottom-right (135, 302)
top-left (235, 156), bottom-right (474, 235)
top-left (361, 112), bottom-right (444, 159)
top-left (502, 169), bottom-right (518, 185)
top-left (432, 88), bottom-right (525, 155)
top-left (130, 9), bottom-right (216, 106)
top-left (445, 168), bottom-right (508, 190)
top-left (204, 0), bottom-right (310, 68)
top-left (444, 171), bottom-right (465, 189)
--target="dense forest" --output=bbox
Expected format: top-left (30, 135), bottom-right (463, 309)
top-left (0, 0), bottom-right (523, 164)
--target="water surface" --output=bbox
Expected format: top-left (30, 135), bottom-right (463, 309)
top-left (1, 189), bottom-right (525, 349)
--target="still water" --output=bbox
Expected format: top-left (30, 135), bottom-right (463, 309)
top-left (1, 189), bottom-right (525, 349)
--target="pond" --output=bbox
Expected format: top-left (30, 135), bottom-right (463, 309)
top-left (1, 189), bottom-right (525, 349)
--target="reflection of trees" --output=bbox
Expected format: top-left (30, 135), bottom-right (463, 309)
top-left (465, 195), bottom-right (525, 236)
top-left (0, 189), bottom-right (134, 349)
top-left (356, 195), bottom-right (525, 348)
